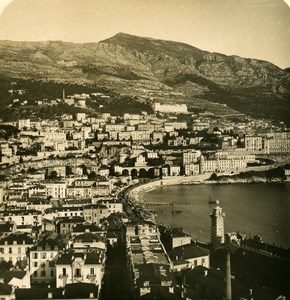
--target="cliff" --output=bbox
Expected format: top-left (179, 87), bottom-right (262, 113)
top-left (0, 33), bottom-right (289, 123)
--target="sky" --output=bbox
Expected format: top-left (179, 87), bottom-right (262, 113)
top-left (0, 0), bottom-right (290, 68)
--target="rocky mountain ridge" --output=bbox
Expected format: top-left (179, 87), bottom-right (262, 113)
top-left (0, 33), bottom-right (289, 124)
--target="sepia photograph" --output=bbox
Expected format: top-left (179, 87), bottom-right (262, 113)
top-left (0, 0), bottom-right (289, 299)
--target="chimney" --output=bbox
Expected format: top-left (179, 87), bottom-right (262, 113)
top-left (226, 250), bottom-right (232, 300)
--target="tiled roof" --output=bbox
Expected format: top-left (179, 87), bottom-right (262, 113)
top-left (55, 249), bottom-right (104, 265)
top-left (169, 244), bottom-right (210, 261)
top-left (56, 216), bottom-right (85, 224)
top-left (64, 283), bottom-right (98, 299)
top-left (72, 223), bottom-right (102, 233)
top-left (15, 287), bottom-right (63, 299)
top-left (74, 232), bottom-right (105, 243)
top-left (0, 232), bottom-right (34, 245)
top-left (2, 271), bottom-right (26, 284)
top-left (0, 283), bottom-right (12, 296)
top-left (138, 286), bottom-right (181, 300)
top-left (135, 263), bottom-right (174, 286)
top-left (30, 234), bottom-right (65, 251)
top-left (0, 222), bottom-right (15, 233)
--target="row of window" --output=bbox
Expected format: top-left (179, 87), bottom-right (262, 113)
top-left (0, 247), bottom-right (29, 254)
top-left (61, 267), bottom-right (95, 276)
top-left (34, 269), bottom-right (54, 277)
top-left (32, 252), bottom-right (55, 259)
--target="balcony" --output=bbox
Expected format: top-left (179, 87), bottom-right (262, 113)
top-left (58, 274), bottom-right (68, 279)
top-left (73, 275), bottom-right (83, 282)
top-left (86, 274), bottom-right (96, 281)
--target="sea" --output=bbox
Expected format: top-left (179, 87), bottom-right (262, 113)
top-left (143, 183), bottom-right (290, 248)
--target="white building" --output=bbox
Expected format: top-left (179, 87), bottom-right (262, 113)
top-left (44, 182), bottom-right (67, 199)
top-left (29, 233), bottom-right (66, 284)
top-left (55, 249), bottom-right (105, 295)
top-left (18, 119), bottom-right (31, 129)
top-left (169, 244), bottom-right (210, 272)
top-left (245, 136), bottom-right (263, 151)
top-left (0, 210), bottom-right (42, 227)
top-left (183, 150), bottom-right (202, 165)
top-left (0, 232), bottom-right (34, 265)
top-left (152, 103), bottom-right (187, 114)
top-left (184, 163), bottom-right (200, 176)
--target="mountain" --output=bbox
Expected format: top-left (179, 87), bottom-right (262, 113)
top-left (0, 33), bottom-right (289, 124)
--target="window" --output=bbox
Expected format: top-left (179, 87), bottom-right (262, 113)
top-left (42, 253), bottom-right (46, 259)
top-left (62, 268), bottom-right (66, 276)
top-left (75, 268), bottom-right (81, 277)
top-left (90, 268), bottom-right (94, 275)
top-left (194, 260), bottom-right (197, 266)
top-left (202, 258), bottom-right (205, 264)
top-left (50, 270), bottom-right (54, 277)
top-left (18, 247), bottom-right (21, 254)
top-left (34, 253), bottom-right (38, 259)
top-left (41, 270), bottom-right (46, 277)
top-left (8, 248), bottom-right (12, 254)
top-left (34, 262), bottom-right (38, 267)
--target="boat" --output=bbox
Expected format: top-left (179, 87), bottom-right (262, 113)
top-left (171, 202), bottom-right (183, 214)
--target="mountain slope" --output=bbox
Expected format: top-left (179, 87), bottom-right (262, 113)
top-left (0, 33), bottom-right (289, 124)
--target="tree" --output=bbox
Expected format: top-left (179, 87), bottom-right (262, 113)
top-left (88, 171), bottom-right (97, 180)
top-left (209, 173), bottom-right (218, 181)
top-left (65, 165), bottom-right (73, 176)
top-left (28, 167), bottom-right (36, 174)
top-left (47, 170), bottom-right (58, 180)
top-left (0, 260), bottom-right (13, 273)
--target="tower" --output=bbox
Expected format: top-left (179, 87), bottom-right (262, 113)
top-left (226, 249), bottom-right (232, 300)
top-left (210, 201), bottom-right (225, 247)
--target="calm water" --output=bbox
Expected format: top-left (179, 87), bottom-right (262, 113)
top-left (143, 183), bottom-right (290, 248)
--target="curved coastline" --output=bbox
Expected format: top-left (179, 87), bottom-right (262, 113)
top-left (127, 174), bottom-right (211, 203)
top-left (126, 172), bottom-right (289, 204)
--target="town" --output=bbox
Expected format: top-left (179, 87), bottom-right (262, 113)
top-left (0, 91), bottom-right (289, 300)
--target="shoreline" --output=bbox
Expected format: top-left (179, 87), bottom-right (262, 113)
top-left (127, 173), bottom-right (288, 204)
top-left (125, 175), bottom-right (290, 248)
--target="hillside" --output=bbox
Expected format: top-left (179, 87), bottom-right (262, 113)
top-left (0, 33), bottom-right (289, 123)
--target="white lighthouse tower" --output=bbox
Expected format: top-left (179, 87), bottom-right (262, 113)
top-left (210, 200), bottom-right (225, 247)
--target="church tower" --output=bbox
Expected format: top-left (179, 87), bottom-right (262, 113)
top-left (210, 201), bottom-right (225, 247)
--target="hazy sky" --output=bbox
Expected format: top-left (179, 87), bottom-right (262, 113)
top-left (0, 0), bottom-right (290, 68)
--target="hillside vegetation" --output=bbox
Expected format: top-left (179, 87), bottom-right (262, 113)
top-left (0, 33), bottom-right (289, 123)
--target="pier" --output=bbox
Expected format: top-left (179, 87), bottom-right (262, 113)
top-left (144, 201), bottom-right (190, 206)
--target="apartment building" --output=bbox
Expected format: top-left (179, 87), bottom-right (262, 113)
top-left (0, 232), bottom-right (34, 265)
top-left (55, 249), bottom-right (105, 294)
top-left (29, 233), bottom-right (66, 284)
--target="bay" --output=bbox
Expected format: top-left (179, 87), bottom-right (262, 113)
top-left (143, 183), bottom-right (290, 248)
